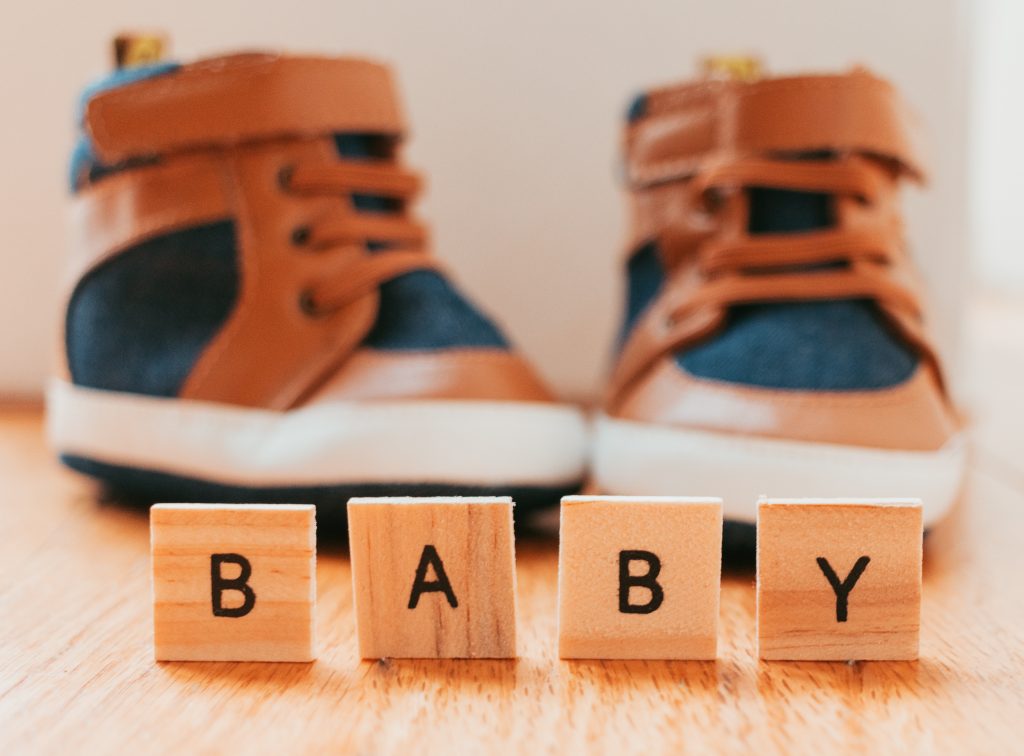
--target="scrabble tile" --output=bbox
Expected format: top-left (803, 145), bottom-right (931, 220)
top-left (150, 504), bottom-right (316, 662)
top-left (757, 498), bottom-right (922, 661)
top-left (558, 496), bottom-right (723, 660)
top-left (347, 497), bottom-right (516, 659)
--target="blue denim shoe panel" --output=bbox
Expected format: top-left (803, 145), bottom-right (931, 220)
top-left (365, 270), bottom-right (507, 350)
top-left (678, 300), bottom-right (918, 390)
top-left (620, 185), bottom-right (920, 391)
top-left (66, 221), bottom-right (239, 396)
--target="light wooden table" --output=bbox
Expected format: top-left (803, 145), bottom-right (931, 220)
top-left (2, 298), bottom-right (1023, 754)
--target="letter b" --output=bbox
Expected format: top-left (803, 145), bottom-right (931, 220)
top-left (618, 550), bottom-right (664, 614)
top-left (211, 553), bottom-right (256, 618)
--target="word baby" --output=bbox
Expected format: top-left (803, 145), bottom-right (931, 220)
top-left (149, 497), bottom-right (922, 662)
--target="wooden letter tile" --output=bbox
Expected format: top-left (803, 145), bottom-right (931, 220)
top-left (757, 498), bottom-right (922, 661)
top-left (558, 496), bottom-right (722, 660)
top-left (151, 504), bottom-right (316, 662)
top-left (347, 496), bottom-right (516, 659)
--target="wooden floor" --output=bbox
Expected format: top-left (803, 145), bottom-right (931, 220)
top-left (2, 297), bottom-right (1024, 754)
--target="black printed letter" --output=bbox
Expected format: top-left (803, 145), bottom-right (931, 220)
top-left (816, 556), bottom-right (871, 622)
top-left (408, 544), bottom-right (458, 609)
top-left (618, 550), bottom-right (664, 614)
top-left (210, 553), bottom-right (256, 618)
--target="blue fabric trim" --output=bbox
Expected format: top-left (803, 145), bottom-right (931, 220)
top-left (619, 241), bottom-right (664, 348)
top-left (66, 220), bottom-right (238, 396)
top-left (626, 93), bottom-right (649, 123)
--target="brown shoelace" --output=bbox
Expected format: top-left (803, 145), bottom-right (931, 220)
top-left (281, 159), bottom-right (439, 316)
top-left (665, 155), bottom-right (921, 326)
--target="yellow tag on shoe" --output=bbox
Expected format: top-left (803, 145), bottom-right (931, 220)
top-left (701, 54), bottom-right (763, 82)
top-left (113, 32), bottom-right (168, 69)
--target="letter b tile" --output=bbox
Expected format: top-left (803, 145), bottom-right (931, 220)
top-left (757, 498), bottom-right (923, 661)
top-left (347, 497), bottom-right (517, 659)
top-left (150, 504), bottom-right (316, 662)
top-left (558, 496), bottom-right (723, 660)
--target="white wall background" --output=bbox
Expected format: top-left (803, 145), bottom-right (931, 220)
top-left (0, 0), bottom-right (972, 400)
top-left (972, 0), bottom-right (1024, 294)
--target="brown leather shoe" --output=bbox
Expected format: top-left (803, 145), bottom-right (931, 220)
top-left (593, 67), bottom-right (965, 528)
top-left (49, 51), bottom-right (587, 513)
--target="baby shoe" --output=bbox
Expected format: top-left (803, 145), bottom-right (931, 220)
top-left (594, 65), bottom-right (965, 530)
top-left (50, 47), bottom-right (587, 514)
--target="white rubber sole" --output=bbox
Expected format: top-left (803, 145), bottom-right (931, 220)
top-left (592, 414), bottom-right (967, 528)
top-left (47, 379), bottom-right (589, 489)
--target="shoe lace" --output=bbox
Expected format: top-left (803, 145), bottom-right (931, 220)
top-left (278, 159), bottom-right (439, 316)
top-left (666, 155), bottom-right (921, 326)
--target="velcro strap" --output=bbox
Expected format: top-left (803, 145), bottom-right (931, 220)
top-left (627, 71), bottom-right (928, 187)
top-left (84, 54), bottom-right (405, 163)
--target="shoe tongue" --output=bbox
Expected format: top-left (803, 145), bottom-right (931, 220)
top-left (333, 133), bottom-right (401, 217)
top-left (747, 151), bottom-right (833, 234)
top-left (334, 133), bottom-right (394, 161)
top-left (747, 187), bottom-right (831, 234)
top-left (746, 185), bottom-right (837, 276)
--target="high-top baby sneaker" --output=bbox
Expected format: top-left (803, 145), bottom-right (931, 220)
top-left (594, 65), bottom-right (966, 533)
top-left (50, 46), bottom-right (587, 514)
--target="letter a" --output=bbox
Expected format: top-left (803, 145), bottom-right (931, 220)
top-left (408, 544), bottom-right (459, 609)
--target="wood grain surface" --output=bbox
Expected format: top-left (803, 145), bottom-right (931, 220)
top-left (348, 497), bottom-right (517, 659)
top-left (151, 504), bottom-right (316, 662)
top-left (757, 499), bottom-right (922, 661)
top-left (1, 298), bottom-right (1023, 754)
top-left (558, 496), bottom-right (722, 660)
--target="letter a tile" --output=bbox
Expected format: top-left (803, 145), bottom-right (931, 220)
top-left (347, 497), bottom-right (517, 659)
top-left (757, 498), bottom-right (923, 661)
top-left (150, 504), bottom-right (316, 662)
top-left (558, 496), bottom-right (723, 660)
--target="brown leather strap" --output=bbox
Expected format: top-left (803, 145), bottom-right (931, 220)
top-left (693, 157), bottom-right (883, 202)
top-left (305, 252), bottom-right (442, 316)
top-left (627, 70), bottom-right (928, 187)
top-left (84, 54), bottom-right (405, 163)
top-left (309, 215), bottom-right (429, 249)
top-left (66, 154), bottom-right (232, 294)
top-left (698, 227), bottom-right (896, 275)
top-left (289, 162), bottom-right (422, 197)
top-left (675, 268), bottom-right (923, 320)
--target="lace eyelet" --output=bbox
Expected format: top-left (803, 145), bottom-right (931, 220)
top-left (291, 225), bottom-right (312, 247)
top-left (298, 289), bottom-right (323, 318)
top-left (699, 187), bottom-right (724, 217)
top-left (277, 164), bottom-right (295, 192)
